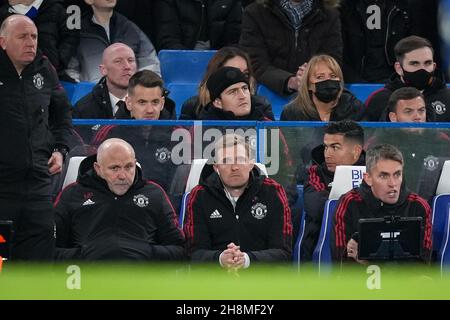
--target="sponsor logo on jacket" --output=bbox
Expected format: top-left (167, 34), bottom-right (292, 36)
top-left (33, 73), bottom-right (44, 90)
top-left (251, 203), bottom-right (267, 220)
top-left (210, 209), bottom-right (222, 219)
top-left (155, 147), bottom-right (171, 163)
top-left (133, 194), bottom-right (149, 207)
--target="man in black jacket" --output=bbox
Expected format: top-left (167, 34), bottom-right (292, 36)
top-left (0, 15), bottom-right (72, 260)
top-left (300, 120), bottom-right (365, 261)
top-left (90, 70), bottom-right (177, 192)
top-left (73, 43), bottom-right (137, 119)
top-left (184, 133), bottom-right (292, 269)
top-left (365, 35), bottom-right (450, 122)
top-left (55, 138), bottom-right (185, 260)
top-left (331, 144), bottom-right (432, 263)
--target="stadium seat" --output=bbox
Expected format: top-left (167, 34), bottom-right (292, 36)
top-left (61, 81), bottom-right (76, 103)
top-left (312, 199), bottom-right (338, 273)
top-left (159, 50), bottom-right (217, 84)
top-left (256, 84), bottom-right (293, 120)
top-left (345, 83), bottom-right (384, 102)
top-left (62, 156), bottom-right (86, 189)
top-left (329, 165), bottom-right (366, 200)
top-left (179, 192), bottom-right (190, 228)
top-left (167, 83), bottom-right (198, 118)
top-left (71, 82), bottom-right (96, 105)
top-left (438, 204), bottom-right (450, 272)
top-left (431, 161), bottom-right (450, 252)
top-left (293, 184), bottom-right (305, 265)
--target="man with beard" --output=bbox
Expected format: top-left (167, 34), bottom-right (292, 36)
top-left (366, 35), bottom-right (450, 122)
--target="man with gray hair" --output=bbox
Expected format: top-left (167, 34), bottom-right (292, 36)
top-left (54, 138), bottom-right (185, 260)
top-left (0, 14), bottom-right (72, 260)
top-left (331, 144), bottom-right (432, 263)
top-left (184, 133), bottom-right (292, 270)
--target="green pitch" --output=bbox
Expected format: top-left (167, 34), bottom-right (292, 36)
top-left (1, 262), bottom-right (450, 299)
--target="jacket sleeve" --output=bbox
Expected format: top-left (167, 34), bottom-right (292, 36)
top-left (48, 62), bottom-right (74, 150)
top-left (223, 0), bottom-right (242, 47)
top-left (409, 194), bottom-right (433, 262)
top-left (301, 169), bottom-right (330, 261)
top-left (184, 186), bottom-right (223, 262)
top-left (247, 182), bottom-right (292, 262)
top-left (150, 182), bottom-right (186, 261)
top-left (331, 193), bottom-right (357, 261)
top-left (154, 0), bottom-right (188, 50)
top-left (54, 189), bottom-right (82, 260)
top-left (239, 8), bottom-right (295, 95)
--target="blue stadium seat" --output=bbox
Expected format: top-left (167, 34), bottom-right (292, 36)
top-left (179, 191), bottom-right (190, 228)
top-left (71, 82), bottom-right (96, 105)
top-left (60, 81), bottom-right (76, 103)
top-left (159, 50), bottom-right (217, 84)
top-left (345, 83), bottom-right (384, 102)
top-left (432, 194), bottom-right (450, 253)
top-left (167, 83), bottom-right (198, 118)
top-left (438, 203), bottom-right (450, 272)
top-left (293, 184), bottom-right (304, 265)
top-left (256, 84), bottom-right (293, 120)
top-left (312, 199), bottom-right (338, 273)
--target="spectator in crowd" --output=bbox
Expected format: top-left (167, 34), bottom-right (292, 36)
top-left (331, 144), bottom-right (432, 263)
top-left (73, 43), bottom-right (137, 119)
top-left (0, 15), bottom-right (72, 260)
top-left (0, 0), bottom-right (79, 78)
top-left (91, 70), bottom-right (177, 192)
top-left (367, 87), bottom-right (450, 200)
top-left (65, 0), bottom-right (160, 83)
top-left (281, 55), bottom-right (366, 121)
top-left (298, 120), bottom-right (365, 261)
top-left (200, 66), bottom-right (271, 121)
top-left (180, 46), bottom-right (273, 120)
top-left (184, 133), bottom-right (292, 268)
top-left (339, 0), bottom-right (424, 83)
top-left (54, 138), bottom-right (185, 260)
top-left (365, 35), bottom-right (450, 122)
top-left (239, 0), bottom-right (342, 96)
top-left (154, 0), bottom-right (242, 51)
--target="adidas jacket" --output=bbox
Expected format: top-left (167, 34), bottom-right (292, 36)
top-left (184, 164), bottom-right (293, 263)
top-left (54, 155), bottom-right (185, 261)
top-left (331, 181), bottom-right (432, 262)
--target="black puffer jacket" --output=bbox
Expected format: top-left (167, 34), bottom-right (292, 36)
top-left (184, 164), bottom-right (292, 262)
top-left (0, 49), bottom-right (72, 197)
top-left (365, 72), bottom-right (450, 122)
top-left (154, 0), bottom-right (242, 50)
top-left (339, 0), bottom-right (423, 82)
top-left (54, 155), bottom-right (185, 261)
top-left (280, 89), bottom-right (367, 121)
top-left (239, 0), bottom-right (342, 95)
top-left (0, 0), bottom-right (79, 72)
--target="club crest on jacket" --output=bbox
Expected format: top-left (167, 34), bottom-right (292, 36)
top-left (133, 194), bottom-right (149, 208)
top-left (251, 203), bottom-right (267, 220)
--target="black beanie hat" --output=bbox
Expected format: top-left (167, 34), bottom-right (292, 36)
top-left (207, 66), bottom-right (249, 101)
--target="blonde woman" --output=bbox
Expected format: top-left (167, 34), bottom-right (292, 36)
top-left (281, 54), bottom-right (366, 121)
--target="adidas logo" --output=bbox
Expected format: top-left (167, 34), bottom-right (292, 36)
top-left (209, 209), bottom-right (222, 219)
top-left (82, 199), bottom-right (95, 206)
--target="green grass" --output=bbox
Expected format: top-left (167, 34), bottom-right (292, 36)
top-left (1, 262), bottom-right (449, 300)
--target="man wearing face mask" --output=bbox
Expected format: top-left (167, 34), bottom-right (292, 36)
top-left (366, 36), bottom-right (450, 122)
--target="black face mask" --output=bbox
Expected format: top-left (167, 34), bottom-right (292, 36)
top-left (314, 79), bottom-right (341, 103)
top-left (402, 68), bottom-right (434, 90)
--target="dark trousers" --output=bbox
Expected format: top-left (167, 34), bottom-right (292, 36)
top-left (0, 197), bottom-right (55, 260)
